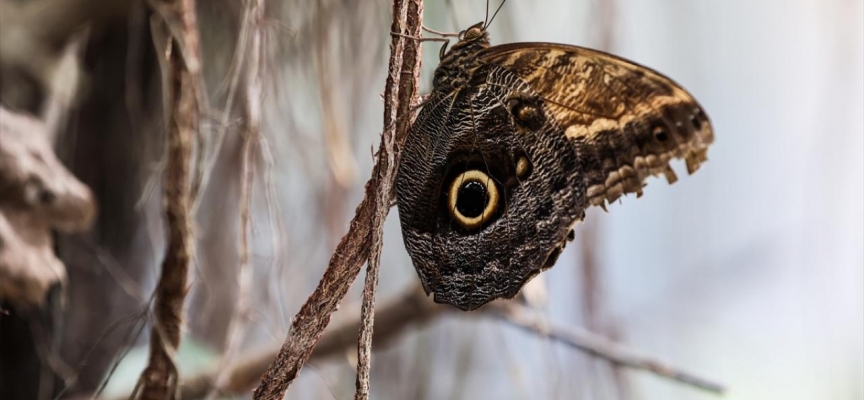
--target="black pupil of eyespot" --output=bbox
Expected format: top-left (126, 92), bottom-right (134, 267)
top-left (456, 181), bottom-right (487, 218)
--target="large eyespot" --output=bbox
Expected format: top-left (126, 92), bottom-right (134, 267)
top-left (447, 170), bottom-right (499, 229)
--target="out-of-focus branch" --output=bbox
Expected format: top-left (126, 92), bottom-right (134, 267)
top-left (484, 302), bottom-right (727, 395)
top-left (131, 0), bottom-right (201, 398)
top-left (204, 0), bottom-right (265, 399)
top-left (176, 285), bottom-right (440, 399)
top-left (204, 1), bottom-right (264, 398)
top-left (0, 107), bottom-right (95, 308)
top-left (0, 0), bottom-right (130, 110)
top-left (250, 0), bottom-right (422, 399)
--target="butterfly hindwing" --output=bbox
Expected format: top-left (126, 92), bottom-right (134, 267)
top-left (397, 66), bottom-right (583, 310)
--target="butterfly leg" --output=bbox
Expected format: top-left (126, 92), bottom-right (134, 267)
top-left (422, 26), bottom-right (460, 37)
top-left (389, 32), bottom-right (450, 43)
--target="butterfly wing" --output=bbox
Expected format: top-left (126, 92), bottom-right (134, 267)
top-left (396, 40), bottom-right (715, 311)
top-left (397, 66), bottom-right (585, 311)
top-left (480, 43), bottom-right (714, 207)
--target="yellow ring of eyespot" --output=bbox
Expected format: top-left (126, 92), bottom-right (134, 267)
top-left (447, 170), bottom-right (499, 229)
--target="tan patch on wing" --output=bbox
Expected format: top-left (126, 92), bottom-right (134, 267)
top-left (564, 118), bottom-right (619, 139)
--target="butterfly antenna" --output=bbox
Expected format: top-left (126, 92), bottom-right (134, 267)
top-left (484, 0), bottom-right (491, 27)
top-left (486, 0), bottom-right (507, 28)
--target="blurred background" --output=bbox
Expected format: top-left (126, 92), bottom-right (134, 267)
top-left (0, 0), bottom-right (861, 399)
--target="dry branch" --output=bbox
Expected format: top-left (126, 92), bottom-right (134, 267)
top-left (355, 0), bottom-right (423, 399)
top-left (251, 1), bottom-right (422, 399)
top-left (132, 0), bottom-right (201, 398)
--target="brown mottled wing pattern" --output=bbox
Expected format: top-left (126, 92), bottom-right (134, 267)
top-left (481, 43), bottom-right (714, 207)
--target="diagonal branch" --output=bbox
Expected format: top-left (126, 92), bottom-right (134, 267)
top-left (484, 302), bottom-right (727, 394)
top-left (251, 1), bottom-right (423, 399)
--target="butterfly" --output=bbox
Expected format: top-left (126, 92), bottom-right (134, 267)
top-left (395, 20), bottom-right (714, 311)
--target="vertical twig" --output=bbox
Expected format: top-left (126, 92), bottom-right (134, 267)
top-left (205, 1), bottom-right (264, 398)
top-left (251, 1), bottom-right (422, 398)
top-left (314, 9), bottom-right (359, 191)
top-left (354, 1), bottom-right (422, 399)
top-left (133, 0), bottom-right (201, 398)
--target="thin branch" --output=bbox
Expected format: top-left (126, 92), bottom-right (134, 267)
top-left (132, 0), bottom-right (201, 398)
top-left (314, 12), bottom-right (359, 190)
top-left (188, 0), bottom-right (251, 214)
top-left (251, 0), bottom-right (422, 398)
top-left (205, 1), bottom-right (264, 398)
top-left (484, 302), bottom-right (727, 395)
top-left (354, 1), bottom-right (422, 399)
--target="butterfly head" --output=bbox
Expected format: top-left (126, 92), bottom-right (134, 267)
top-left (452, 22), bottom-right (490, 53)
top-left (433, 22), bottom-right (491, 91)
top-left (458, 21), bottom-right (488, 43)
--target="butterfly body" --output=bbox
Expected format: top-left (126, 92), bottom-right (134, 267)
top-left (396, 23), bottom-right (713, 311)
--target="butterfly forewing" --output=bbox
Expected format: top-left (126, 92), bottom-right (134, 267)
top-left (480, 43), bottom-right (714, 206)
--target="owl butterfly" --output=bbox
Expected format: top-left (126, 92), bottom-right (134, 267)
top-left (396, 20), bottom-right (714, 311)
